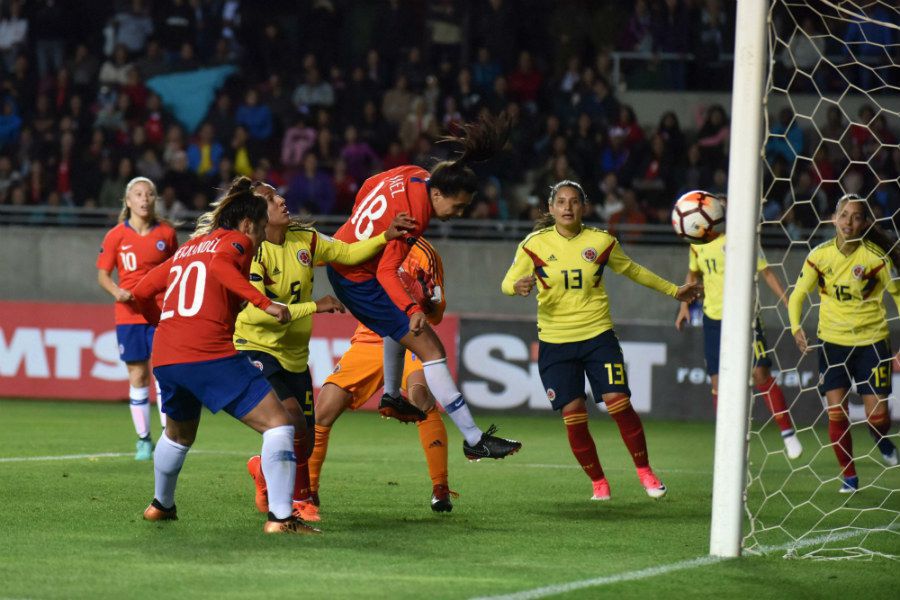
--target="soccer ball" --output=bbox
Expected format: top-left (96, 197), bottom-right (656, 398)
top-left (671, 190), bottom-right (725, 244)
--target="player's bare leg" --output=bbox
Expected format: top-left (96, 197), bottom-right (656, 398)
top-left (400, 323), bottom-right (521, 460)
top-left (752, 366), bottom-right (802, 459)
top-left (241, 392), bottom-right (319, 534)
top-left (825, 389), bottom-right (857, 492)
top-left (862, 393), bottom-right (897, 467)
top-left (127, 361), bottom-right (154, 460)
top-left (143, 415), bottom-right (200, 521)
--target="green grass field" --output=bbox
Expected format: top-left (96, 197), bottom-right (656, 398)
top-left (0, 399), bottom-right (897, 599)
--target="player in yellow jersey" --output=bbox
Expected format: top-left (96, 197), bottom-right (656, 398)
top-left (789, 194), bottom-right (900, 493)
top-left (233, 179), bottom-right (415, 521)
top-left (502, 180), bottom-right (702, 500)
top-left (675, 228), bottom-right (803, 459)
top-left (309, 238), bottom-right (458, 512)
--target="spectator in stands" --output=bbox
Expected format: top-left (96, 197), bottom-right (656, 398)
top-left (695, 104), bottom-right (730, 169)
top-left (652, 0), bottom-right (689, 90)
top-left (173, 41), bottom-right (201, 72)
top-left (608, 188), bottom-right (647, 241)
top-left (332, 158), bottom-right (358, 215)
top-left (99, 157), bottom-right (134, 208)
top-left (313, 126), bottom-right (338, 172)
top-left (67, 44), bottom-right (100, 95)
top-left (632, 133), bottom-right (674, 208)
top-left (160, 149), bottom-right (198, 205)
top-left (692, 0), bottom-right (733, 89)
top-left (596, 172), bottom-right (625, 222)
top-left (339, 125), bottom-right (378, 183)
top-left (100, 45), bottom-right (134, 87)
top-left (609, 105), bottom-right (645, 150)
top-left (292, 66), bottom-right (335, 113)
top-left (156, 182), bottom-right (188, 222)
top-left (187, 122), bottom-right (224, 177)
top-left (32, 0), bottom-right (66, 79)
top-left (135, 38), bottom-right (168, 80)
top-left (280, 114), bottom-right (316, 170)
top-left (472, 47), bottom-right (502, 94)
top-left (382, 74), bottom-right (414, 127)
top-left (657, 111), bottom-right (686, 162)
top-left (0, 1), bottom-right (27, 73)
top-left (766, 107), bottom-right (805, 165)
top-left (619, 0), bottom-right (653, 52)
top-left (285, 152), bottom-right (335, 215)
top-left (236, 88), bottom-right (273, 141)
top-left (0, 96), bottom-right (22, 149)
top-left (507, 51), bottom-right (542, 114)
top-left (228, 125), bottom-right (254, 176)
top-left (156, 0), bottom-right (196, 62)
top-left (399, 97), bottom-right (438, 152)
top-left (136, 147), bottom-right (164, 182)
top-left (112, 0), bottom-right (154, 56)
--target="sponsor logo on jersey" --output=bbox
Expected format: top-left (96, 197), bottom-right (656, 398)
top-left (272, 267), bottom-right (282, 275)
top-left (122, 244), bottom-right (133, 250)
top-left (547, 254), bottom-right (557, 261)
top-left (252, 360), bottom-right (264, 372)
top-left (156, 240), bottom-right (166, 251)
top-left (581, 248), bottom-right (598, 262)
top-left (852, 264), bottom-right (865, 279)
top-left (232, 242), bottom-right (245, 255)
top-left (546, 388), bottom-right (556, 401)
top-left (332, 363), bottom-right (342, 374)
top-left (297, 249), bottom-right (312, 266)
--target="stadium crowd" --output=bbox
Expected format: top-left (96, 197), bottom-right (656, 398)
top-left (0, 0), bottom-right (896, 235)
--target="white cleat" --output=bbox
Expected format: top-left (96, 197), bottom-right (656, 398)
top-left (783, 434), bottom-right (803, 460)
top-left (881, 446), bottom-right (899, 467)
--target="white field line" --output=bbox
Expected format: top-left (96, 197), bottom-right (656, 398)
top-left (468, 528), bottom-right (888, 600)
top-left (0, 449), bottom-right (248, 463)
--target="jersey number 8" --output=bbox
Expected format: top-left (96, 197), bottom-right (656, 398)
top-left (160, 261), bottom-right (206, 320)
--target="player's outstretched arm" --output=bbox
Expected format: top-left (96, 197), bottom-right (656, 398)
top-left (501, 242), bottom-right (534, 296)
top-left (132, 257), bottom-right (174, 325)
top-left (607, 241), bottom-right (684, 298)
top-left (676, 269), bottom-right (702, 330)
top-left (318, 213), bottom-right (417, 267)
top-left (788, 257), bottom-right (817, 352)
top-left (760, 266), bottom-right (788, 308)
top-left (98, 269), bottom-right (132, 302)
top-left (376, 238), bottom-right (420, 315)
top-left (208, 245), bottom-right (273, 312)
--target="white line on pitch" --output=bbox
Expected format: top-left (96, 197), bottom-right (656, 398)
top-left (468, 527), bottom-right (890, 600)
top-left (505, 463), bottom-right (710, 475)
top-left (0, 449), bottom-right (249, 463)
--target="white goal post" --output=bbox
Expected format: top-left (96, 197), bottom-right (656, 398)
top-left (709, 0), bottom-right (769, 558)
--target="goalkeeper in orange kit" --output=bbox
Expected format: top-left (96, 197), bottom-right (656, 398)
top-left (309, 237), bottom-right (458, 512)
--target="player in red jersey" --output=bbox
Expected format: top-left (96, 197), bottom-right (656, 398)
top-left (97, 177), bottom-right (177, 460)
top-left (327, 114), bottom-right (521, 460)
top-left (132, 178), bottom-right (317, 534)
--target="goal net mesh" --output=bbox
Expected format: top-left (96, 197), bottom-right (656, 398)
top-left (744, 0), bottom-right (900, 560)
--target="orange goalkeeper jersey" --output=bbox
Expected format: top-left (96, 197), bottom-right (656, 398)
top-left (350, 237), bottom-right (446, 344)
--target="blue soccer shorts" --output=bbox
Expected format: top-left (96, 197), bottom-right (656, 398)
top-left (702, 315), bottom-right (772, 376)
top-left (116, 324), bottom-right (155, 363)
top-left (538, 330), bottom-right (631, 411)
top-left (819, 338), bottom-right (892, 396)
top-left (326, 265), bottom-right (411, 341)
top-left (153, 354), bottom-right (273, 421)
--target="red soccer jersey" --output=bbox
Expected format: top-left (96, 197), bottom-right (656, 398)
top-left (132, 229), bottom-right (273, 367)
top-left (331, 165), bottom-right (434, 315)
top-left (96, 221), bottom-right (178, 324)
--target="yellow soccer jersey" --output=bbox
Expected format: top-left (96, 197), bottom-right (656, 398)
top-left (689, 234), bottom-right (767, 320)
top-left (502, 226), bottom-right (678, 343)
top-left (234, 226), bottom-right (388, 371)
top-left (789, 238), bottom-right (900, 346)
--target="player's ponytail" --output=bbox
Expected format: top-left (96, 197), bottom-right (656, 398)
top-left (118, 177), bottom-right (161, 224)
top-left (532, 180), bottom-right (588, 231)
top-left (837, 193), bottom-right (900, 268)
top-left (429, 112), bottom-right (510, 196)
top-left (191, 176), bottom-right (268, 239)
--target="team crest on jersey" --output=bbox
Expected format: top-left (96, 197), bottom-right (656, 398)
top-left (297, 249), bottom-right (312, 266)
top-left (546, 388), bottom-right (556, 401)
top-left (156, 240), bottom-right (166, 251)
top-left (852, 264), bottom-right (865, 280)
top-left (582, 247), bottom-right (598, 262)
top-left (252, 360), bottom-right (264, 372)
top-left (332, 363), bottom-right (342, 374)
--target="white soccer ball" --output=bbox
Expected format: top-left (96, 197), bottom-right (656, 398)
top-left (671, 190), bottom-right (726, 244)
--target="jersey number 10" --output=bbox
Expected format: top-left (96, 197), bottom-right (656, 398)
top-left (160, 261), bottom-right (207, 320)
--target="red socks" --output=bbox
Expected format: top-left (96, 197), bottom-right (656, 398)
top-left (867, 411), bottom-right (891, 440)
top-left (562, 407), bottom-right (604, 481)
top-left (827, 406), bottom-right (856, 477)
top-left (755, 376), bottom-right (796, 435)
top-left (606, 396), bottom-right (650, 468)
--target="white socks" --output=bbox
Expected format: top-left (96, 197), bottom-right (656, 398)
top-left (153, 433), bottom-right (190, 508)
top-left (422, 358), bottom-right (482, 445)
top-left (262, 425), bottom-right (296, 520)
top-left (154, 379), bottom-right (166, 429)
top-left (129, 385), bottom-right (151, 439)
top-left (382, 337), bottom-right (405, 398)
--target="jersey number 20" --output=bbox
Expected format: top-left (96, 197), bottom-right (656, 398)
top-left (160, 261), bottom-right (206, 320)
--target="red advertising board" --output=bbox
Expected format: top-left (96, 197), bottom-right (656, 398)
top-left (0, 301), bottom-right (457, 405)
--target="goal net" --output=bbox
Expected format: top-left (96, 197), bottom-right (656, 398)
top-left (744, 0), bottom-right (900, 559)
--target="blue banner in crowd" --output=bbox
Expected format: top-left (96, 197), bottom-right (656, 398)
top-left (146, 65), bottom-right (236, 133)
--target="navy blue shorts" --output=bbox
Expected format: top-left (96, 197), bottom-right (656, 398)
top-left (241, 350), bottom-right (315, 428)
top-left (538, 330), bottom-right (631, 411)
top-left (327, 265), bottom-right (410, 341)
top-left (702, 315), bottom-right (772, 376)
top-left (819, 339), bottom-right (892, 396)
top-left (153, 354), bottom-right (273, 422)
top-left (116, 324), bottom-right (155, 363)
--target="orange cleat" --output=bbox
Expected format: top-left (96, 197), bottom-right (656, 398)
top-left (143, 499), bottom-right (177, 521)
top-left (637, 467), bottom-right (667, 499)
top-left (263, 515), bottom-right (321, 535)
top-left (293, 500), bottom-right (320, 522)
top-left (591, 478), bottom-right (611, 501)
top-left (247, 455), bottom-right (268, 513)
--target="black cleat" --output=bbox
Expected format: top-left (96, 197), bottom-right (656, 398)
top-left (431, 484), bottom-right (457, 513)
top-left (378, 393), bottom-right (427, 423)
top-left (463, 425), bottom-right (522, 460)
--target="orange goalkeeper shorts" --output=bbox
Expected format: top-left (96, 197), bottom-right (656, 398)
top-left (323, 342), bottom-right (423, 410)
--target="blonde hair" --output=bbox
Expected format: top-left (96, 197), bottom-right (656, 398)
top-left (118, 177), bottom-right (159, 223)
top-left (191, 176), bottom-right (268, 239)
